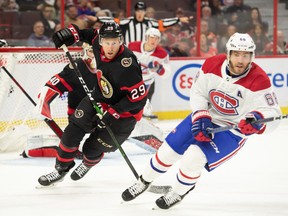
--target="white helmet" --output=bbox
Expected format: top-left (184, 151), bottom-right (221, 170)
top-left (226, 32), bottom-right (255, 55)
top-left (226, 33), bottom-right (256, 74)
top-left (145, 28), bottom-right (161, 41)
top-left (82, 42), bottom-right (97, 70)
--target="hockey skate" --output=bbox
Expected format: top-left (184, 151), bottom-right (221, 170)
top-left (70, 162), bottom-right (92, 181)
top-left (155, 186), bottom-right (195, 209)
top-left (122, 175), bottom-right (151, 201)
top-left (38, 162), bottom-right (75, 187)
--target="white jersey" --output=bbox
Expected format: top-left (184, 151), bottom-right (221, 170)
top-left (128, 41), bottom-right (171, 85)
top-left (190, 54), bottom-right (282, 136)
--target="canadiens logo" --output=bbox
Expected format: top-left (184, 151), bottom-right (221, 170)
top-left (74, 109), bottom-right (84, 118)
top-left (121, 57), bottom-right (132, 67)
top-left (96, 70), bottom-right (113, 98)
top-left (209, 89), bottom-right (239, 115)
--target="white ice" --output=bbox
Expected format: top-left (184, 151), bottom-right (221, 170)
top-left (0, 120), bottom-right (288, 216)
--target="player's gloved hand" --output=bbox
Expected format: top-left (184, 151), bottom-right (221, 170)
top-left (238, 111), bottom-right (264, 135)
top-left (148, 61), bottom-right (164, 75)
top-left (191, 110), bottom-right (214, 142)
top-left (92, 112), bottom-right (106, 130)
top-left (53, 24), bottom-right (80, 48)
top-left (91, 107), bottom-right (120, 131)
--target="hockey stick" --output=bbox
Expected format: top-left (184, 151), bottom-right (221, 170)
top-left (61, 45), bottom-right (171, 194)
top-left (0, 66), bottom-right (63, 139)
top-left (208, 114), bottom-right (288, 134)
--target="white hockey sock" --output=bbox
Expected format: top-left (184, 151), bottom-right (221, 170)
top-left (173, 145), bottom-right (207, 196)
top-left (142, 142), bottom-right (181, 182)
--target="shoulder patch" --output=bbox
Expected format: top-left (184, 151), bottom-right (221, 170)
top-left (74, 109), bottom-right (84, 118)
top-left (121, 57), bottom-right (132, 67)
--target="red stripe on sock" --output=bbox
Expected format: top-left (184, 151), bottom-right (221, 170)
top-left (179, 169), bottom-right (200, 180)
top-left (59, 142), bottom-right (78, 153)
top-left (56, 154), bottom-right (75, 163)
top-left (155, 152), bottom-right (172, 168)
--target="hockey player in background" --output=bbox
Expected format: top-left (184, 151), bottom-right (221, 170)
top-left (128, 27), bottom-right (171, 119)
top-left (37, 42), bottom-right (97, 120)
top-left (38, 22), bottom-right (147, 186)
top-left (24, 42), bottom-right (97, 158)
top-left (121, 32), bottom-right (282, 209)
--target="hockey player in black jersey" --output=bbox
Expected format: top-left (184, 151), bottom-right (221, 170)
top-left (37, 42), bottom-right (98, 120)
top-left (38, 22), bottom-right (147, 186)
top-left (23, 43), bottom-right (97, 158)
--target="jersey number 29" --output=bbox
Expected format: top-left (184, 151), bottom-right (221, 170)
top-left (131, 84), bottom-right (146, 100)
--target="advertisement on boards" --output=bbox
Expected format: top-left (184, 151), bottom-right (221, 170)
top-left (152, 58), bottom-right (288, 113)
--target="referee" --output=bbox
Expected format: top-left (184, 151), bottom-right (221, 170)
top-left (92, 1), bottom-right (192, 44)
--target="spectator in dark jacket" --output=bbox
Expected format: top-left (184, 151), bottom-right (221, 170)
top-left (224, 0), bottom-right (251, 32)
top-left (40, 3), bottom-right (59, 38)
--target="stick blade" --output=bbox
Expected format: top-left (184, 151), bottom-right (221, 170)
top-left (148, 185), bottom-right (172, 194)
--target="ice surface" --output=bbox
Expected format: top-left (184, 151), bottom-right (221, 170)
top-left (0, 120), bottom-right (288, 216)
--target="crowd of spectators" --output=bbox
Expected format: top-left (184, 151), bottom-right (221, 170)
top-left (0, 0), bottom-right (287, 56)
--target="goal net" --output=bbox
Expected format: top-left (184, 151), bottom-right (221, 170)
top-left (0, 47), bottom-right (83, 152)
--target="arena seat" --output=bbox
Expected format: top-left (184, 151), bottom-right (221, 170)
top-left (154, 11), bottom-right (175, 19)
top-left (19, 11), bottom-right (42, 26)
top-left (12, 25), bottom-right (33, 40)
top-left (1, 11), bottom-right (20, 25)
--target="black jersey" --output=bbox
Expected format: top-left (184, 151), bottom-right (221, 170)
top-left (45, 59), bottom-right (97, 115)
top-left (77, 28), bottom-right (147, 120)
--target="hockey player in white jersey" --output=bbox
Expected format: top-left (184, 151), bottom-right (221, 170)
top-left (128, 28), bottom-right (171, 118)
top-left (121, 32), bottom-right (282, 209)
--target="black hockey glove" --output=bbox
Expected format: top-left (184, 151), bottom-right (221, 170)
top-left (92, 109), bottom-right (120, 131)
top-left (53, 24), bottom-right (80, 48)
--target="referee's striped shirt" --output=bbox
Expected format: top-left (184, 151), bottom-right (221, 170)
top-left (98, 16), bottom-right (180, 44)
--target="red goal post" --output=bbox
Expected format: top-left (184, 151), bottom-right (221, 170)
top-left (0, 47), bottom-right (82, 152)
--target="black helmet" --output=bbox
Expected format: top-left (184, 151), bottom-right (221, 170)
top-left (99, 22), bottom-right (122, 38)
top-left (134, 1), bottom-right (147, 10)
top-left (99, 22), bottom-right (123, 45)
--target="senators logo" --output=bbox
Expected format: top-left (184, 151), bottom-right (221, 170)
top-left (74, 109), bottom-right (84, 118)
top-left (209, 89), bottom-right (239, 115)
top-left (96, 70), bottom-right (113, 98)
top-left (121, 57), bottom-right (132, 67)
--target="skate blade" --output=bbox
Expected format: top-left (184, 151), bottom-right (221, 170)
top-left (152, 206), bottom-right (158, 210)
top-left (35, 182), bottom-right (60, 189)
top-left (152, 205), bottom-right (163, 210)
